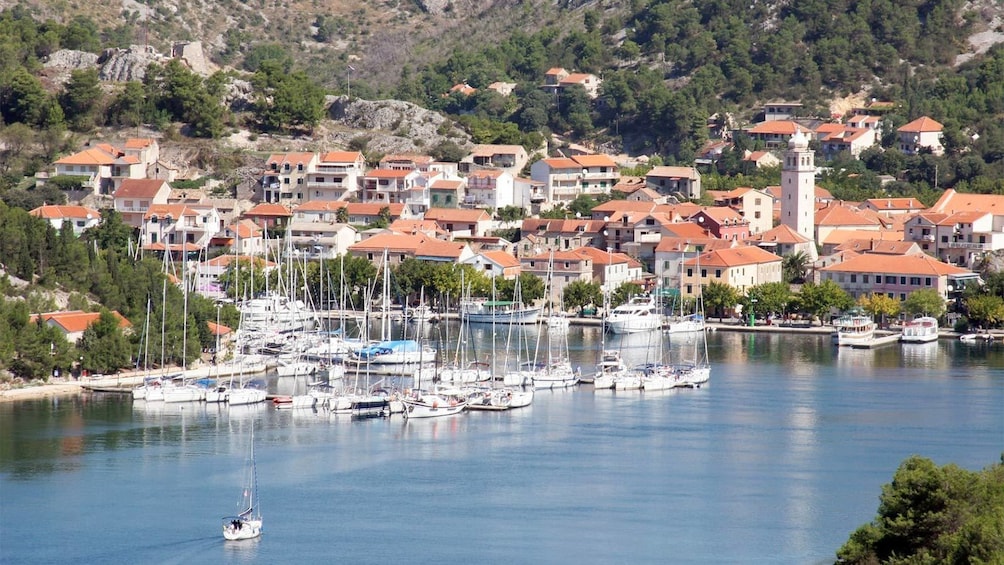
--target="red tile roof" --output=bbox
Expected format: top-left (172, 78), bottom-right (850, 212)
top-left (113, 179), bottom-right (170, 199)
top-left (819, 253), bottom-right (970, 276)
top-left (29, 205), bottom-right (100, 220)
top-left (686, 246), bottom-right (782, 268)
top-left (898, 116), bottom-right (943, 133)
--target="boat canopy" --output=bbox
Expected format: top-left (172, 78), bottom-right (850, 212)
top-left (354, 340), bottom-right (421, 359)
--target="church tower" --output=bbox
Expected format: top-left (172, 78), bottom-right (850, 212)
top-left (781, 128), bottom-right (817, 259)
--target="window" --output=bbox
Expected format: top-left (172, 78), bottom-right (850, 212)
top-left (885, 276), bottom-right (896, 284)
top-left (900, 294), bottom-right (906, 301)
top-left (925, 277), bottom-right (932, 286)
top-left (941, 235), bottom-right (948, 243)
top-left (316, 177), bottom-right (325, 183)
top-left (909, 277), bottom-right (920, 285)
top-left (715, 269), bottom-right (721, 277)
top-left (686, 268), bottom-right (693, 277)
top-left (850, 274), bottom-right (857, 283)
top-left (701, 269), bottom-right (707, 278)
top-left (899, 277), bottom-right (906, 285)
top-left (283, 178), bottom-right (290, 184)
top-left (863, 275), bottom-right (869, 283)
top-left (367, 253), bottom-right (373, 261)
top-left (686, 285), bottom-right (692, 294)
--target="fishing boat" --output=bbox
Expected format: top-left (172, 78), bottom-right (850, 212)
top-left (900, 316), bottom-right (939, 343)
top-left (222, 423), bottom-right (262, 541)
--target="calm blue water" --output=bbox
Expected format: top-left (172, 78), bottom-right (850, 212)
top-left (2, 328), bottom-right (1002, 565)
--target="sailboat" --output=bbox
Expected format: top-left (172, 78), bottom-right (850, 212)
top-left (676, 257), bottom-right (711, 388)
top-left (222, 422), bottom-right (262, 541)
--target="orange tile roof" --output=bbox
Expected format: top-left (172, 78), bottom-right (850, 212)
top-left (424, 208), bottom-right (491, 222)
top-left (545, 67), bottom-right (567, 75)
top-left (560, 73), bottom-right (594, 85)
top-left (295, 200), bottom-right (346, 212)
top-left (144, 203), bottom-right (203, 220)
top-left (663, 222), bottom-right (713, 238)
top-left (366, 168), bottom-right (413, 179)
top-left (389, 219), bottom-right (444, 234)
top-left (481, 250), bottom-right (521, 268)
top-left (833, 239), bottom-right (917, 255)
top-left (693, 206), bottom-right (745, 223)
top-left (570, 246), bottom-right (632, 265)
top-left (747, 120), bottom-right (801, 135)
top-left (540, 158), bottom-right (580, 169)
top-left (815, 203), bottom-right (883, 227)
top-left (655, 237), bottom-right (733, 253)
top-left (430, 179), bottom-right (464, 189)
top-left (898, 116), bottom-right (943, 133)
top-left (592, 200), bottom-right (658, 214)
top-left (750, 224), bottom-right (812, 244)
top-left (29, 205), bottom-right (101, 220)
top-left (820, 253), bottom-right (970, 276)
top-left (346, 202), bottom-right (405, 216)
top-left (229, 219), bottom-right (263, 238)
top-left (36, 310), bottom-right (131, 333)
top-left (318, 151), bottom-right (363, 163)
top-left (647, 166), bottom-right (699, 179)
top-left (124, 138), bottom-right (154, 149)
top-left (470, 144), bottom-right (525, 156)
top-left (468, 169), bottom-right (504, 179)
top-left (55, 147), bottom-right (119, 166)
top-left (686, 246), bottom-right (781, 268)
top-left (246, 203), bottom-right (292, 217)
top-left (266, 152), bottom-right (315, 166)
top-left (202, 255), bottom-right (276, 268)
top-left (822, 229), bottom-right (903, 245)
top-left (113, 179), bottom-right (170, 198)
top-left (207, 321), bottom-right (232, 336)
top-left (572, 154), bottom-right (617, 167)
top-left (814, 123), bottom-right (845, 135)
top-left (928, 189), bottom-right (1004, 214)
top-left (864, 197), bottom-right (925, 210)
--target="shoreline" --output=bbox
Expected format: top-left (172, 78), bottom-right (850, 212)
top-left (0, 323), bottom-right (988, 404)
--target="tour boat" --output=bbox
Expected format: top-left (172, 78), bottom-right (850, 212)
top-left (900, 316), bottom-right (939, 343)
top-left (401, 390), bottom-right (467, 419)
top-left (459, 299), bottom-right (541, 324)
top-left (835, 313), bottom-right (877, 347)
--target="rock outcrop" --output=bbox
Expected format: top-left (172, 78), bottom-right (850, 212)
top-left (97, 45), bottom-right (167, 82)
top-left (327, 96), bottom-right (472, 155)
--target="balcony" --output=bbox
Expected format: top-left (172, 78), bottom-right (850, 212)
top-left (635, 232), bottom-right (662, 243)
top-left (921, 234), bottom-right (935, 242)
top-left (948, 241), bottom-right (989, 250)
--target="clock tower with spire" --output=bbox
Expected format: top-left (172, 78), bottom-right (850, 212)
top-left (780, 128), bottom-right (817, 259)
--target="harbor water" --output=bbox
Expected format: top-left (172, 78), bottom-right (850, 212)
top-left (2, 326), bottom-right (1002, 564)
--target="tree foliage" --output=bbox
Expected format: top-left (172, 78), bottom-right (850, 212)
top-left (837, 455), bottom-right (1004, 564)
top-left (561, 280), bottom-right (602, 314)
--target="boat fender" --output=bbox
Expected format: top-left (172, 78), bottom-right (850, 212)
top-left (432, 400), bottom-right (439, 409)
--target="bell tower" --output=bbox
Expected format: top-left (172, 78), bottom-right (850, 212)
top-left (781, 128), bottom-right (817, 258)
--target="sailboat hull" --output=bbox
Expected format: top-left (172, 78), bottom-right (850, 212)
top-left (223, 519), bottom-right (262, 541)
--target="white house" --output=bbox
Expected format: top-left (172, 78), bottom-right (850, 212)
top-left (29, 205), bottom-right (101, 236)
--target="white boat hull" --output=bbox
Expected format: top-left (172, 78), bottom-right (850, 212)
top-left (228, 388), bottom-right (267, 406)
top-left (223, 518), bottom-right (262, 541)
top-left (402, 395), bottom-right (466, 419)
top-left (606, 317), bottom-right (662, 334)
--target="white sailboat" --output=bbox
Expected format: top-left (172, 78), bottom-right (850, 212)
top-left (222, 422), bottom-right (262, 541)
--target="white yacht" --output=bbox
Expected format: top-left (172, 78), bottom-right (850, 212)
top-left (834, 313), bottom-right (877, 346)
top-left (606, 295), bottom-right (662, 334)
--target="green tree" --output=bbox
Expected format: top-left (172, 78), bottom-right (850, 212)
top-left (495, 205), bottom-right (526, 223)
top-left (745, 282), bottom-right (794, 319)
top-left (858, 292), bottom-right (901, 328)
top-left (964, 294), bottom-right (1004, 329)
top-left (701, 280), bottom-right (740, 320)
top-left (59, 68), bottom-right (101, 131)
top-left (562, 280), bottom-right (602, 315)
top-left (335, 206), bottom-right (349, 224)
top-left (781, 251), bottom-right (810, 284)
top-left (902, 288), bottom-right (946, 318)
top-left (610, 282), bottom-right (644, 308)
top-left (78, 309), bottom-right (132, 374)
top-left (795, 280), bottom-right (853, 323)
top-left (106, 81), bottom-right (146, 127)
top-left (252, 61), bottom-right (327, 133)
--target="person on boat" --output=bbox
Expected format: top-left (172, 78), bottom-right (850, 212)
top-left (231, 519), bottom-right (241, 530)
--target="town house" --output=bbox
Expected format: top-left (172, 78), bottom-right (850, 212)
top-left (29, 205), bottom-right (101, 236)
top-left (710, 187), bottom-right (774, 234)
top-left (51, 138), bottom-right (156, 195)
top-left (141, 204), bottom-right (222, 254)
top-left (113, 178), bottom-right (172, 228)
top-left (681, 246), bottom-right (783, 297)
top-left (519, 250), bottom-right (594, 302)
top-left (897, 116), bottom-right (944, 156)
top-left (818, 254), bottom-right (974, 301)
top-left (645, 166), bottom-right (702, 199)
top-left (460, 144), bottom-right (530, 177)
top-left (261, 152), bottom-right (318, 203)
top-left (304, 151), bottom-right (365, 201)
top-left (463, 250), bottom-right (522, 280)
top-left (464, 169), bottom-right (517, 209)
top-left (424, 208), bottom-right (493, 238)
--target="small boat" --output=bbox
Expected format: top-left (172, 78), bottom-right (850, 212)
top-left (459, 299), bottom-right (541, 324)
top-left (401, 390), bottom-right (467, 419)
top-left (546, 313), bottom-right (571, 331)
top-left (405, 304), bottom-right (439, 324)
top-left (592, 350), bottom-right (628, 390)
top-left (959, 332), bottom-right (995, 342)
top-left (350, 339), bottom-right (435, 365)
top-left (664, 313), bottom-right (705, 334)
top-left (222, 422), bottom-right (262, 541)
top-left (900, 316), bottom-right (939, 343)
top-left (605, 295), bottom-right (662, 334)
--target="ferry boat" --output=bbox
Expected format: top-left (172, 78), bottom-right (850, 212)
top-left (900, 316), bottom-right (939, 343)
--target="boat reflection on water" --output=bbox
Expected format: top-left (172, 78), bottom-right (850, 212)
top-left (900, 341), bottom-right (942, 368)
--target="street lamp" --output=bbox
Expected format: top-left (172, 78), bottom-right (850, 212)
top-left (749, 297), bottom-right (758, 327)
